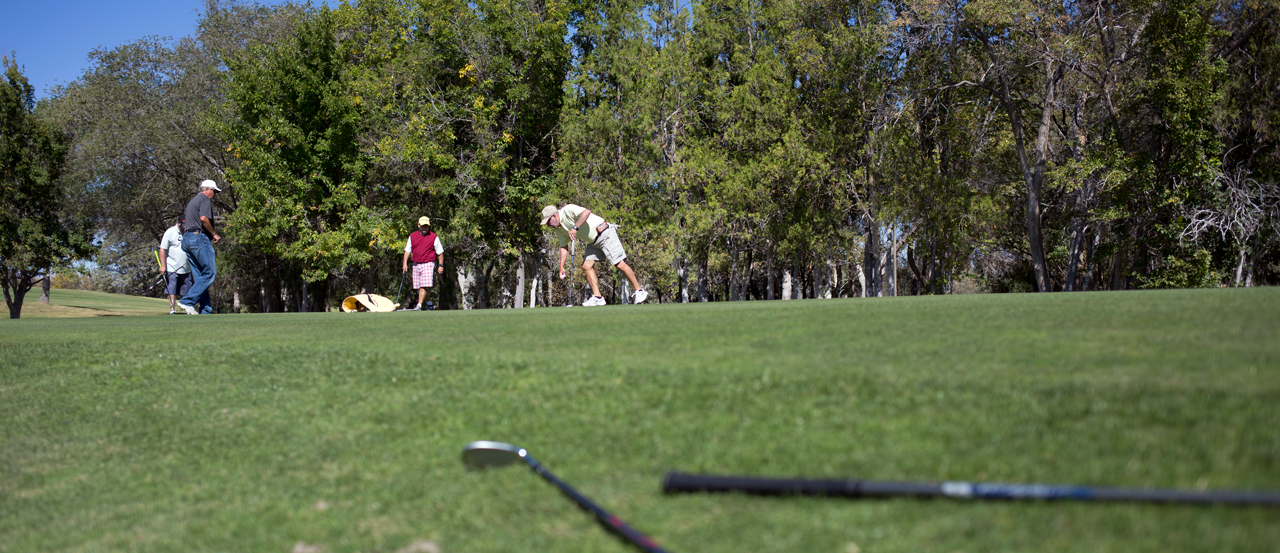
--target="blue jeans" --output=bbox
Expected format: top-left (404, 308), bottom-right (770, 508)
top-left (180, 232), bottom-right (217, 314)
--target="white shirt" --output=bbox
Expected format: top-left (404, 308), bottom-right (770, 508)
top-left (159, 225), bottom-right (190, 274)
top-left (553, 204), bottom-right (606, 248)
top-left (404, 234), bottom-right (445, 255)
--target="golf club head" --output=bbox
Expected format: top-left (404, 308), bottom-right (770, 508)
top-left (462, 441), bottom-right (526, 470)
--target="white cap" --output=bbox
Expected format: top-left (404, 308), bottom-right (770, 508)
top-left (200, 179), bottom-right (222, 192)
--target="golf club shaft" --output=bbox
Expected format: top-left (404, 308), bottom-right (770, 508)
top-left (396, 269), bottom-right (406, 305)
top-left (662, 473), bottom-right (1280, 506)
top-left (523, 454), bottom-right (669, 553)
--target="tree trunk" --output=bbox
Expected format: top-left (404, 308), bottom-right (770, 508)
top-left (729, 245), bottom-right (740, 301)
top-left (1026, 61), bottom-right (1060, 292)
top-left (825, 260), bottom-right (836, 299)
top-left (765, 257), bottom-right (774, 300)
top-left (1110, 246), bottom-right (1126, 290)
top-left (928, 239), bottom-right (941, 295)
top-left (515, 255), bottom-right (526, 308)
top-left (880, 226), bottom-right (896, 297)
top-left (1065, 219), bottom-right (1084, 291)
top-left (458, 265), bottom-right (475, 309)
top-left (1235, 248), bottom-right (1248, 287)
top-left (1082, 232), bottom-right (1095, 291)
top-left (1246, 253), bottom-right (1256, 287)
top-left (476, 261), bottom-right (491, 309)
top-left (677, 258), bottom-right (689, 303)
top-left (863, 219), bottom-right (880, 297)
top-left (697, 256), bottom-right (709, 302)
top-left (39, 267), bottom-right (50, 303)
top-left (528, 264), bottom-right (538, 309)
top-left (984, 37), bottom-right (1056, 293)
top-left (782, 270), bottom-right (792, 300)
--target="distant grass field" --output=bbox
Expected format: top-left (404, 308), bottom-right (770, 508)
top-left (2, 289), bottom-right (1278, 552)
top-left (18, 288), bottom-right (170, 318)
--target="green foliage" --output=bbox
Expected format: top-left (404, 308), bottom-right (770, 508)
top-left (1141, 248), bottom-right (1221, 289)
top-left (0, 57), bottom-right (94, 318)
top-left (223, 7), bottom-right (389, 284)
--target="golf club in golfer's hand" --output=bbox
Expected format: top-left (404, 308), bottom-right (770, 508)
top-left (662, 473), bottom-right (1280, 506)
top-left (462, 441), bottom-right (670, 553)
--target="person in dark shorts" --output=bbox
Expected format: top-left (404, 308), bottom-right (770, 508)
top-left (158, 216), bottom-right (192, 314)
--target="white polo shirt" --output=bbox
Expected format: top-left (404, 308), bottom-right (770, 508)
top-left (552, 204), bottom-right (606, 248)
top-left (159, 225), bottom-right (190, 274)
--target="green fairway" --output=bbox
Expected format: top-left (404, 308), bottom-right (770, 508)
top-left (2, 289), bottom-right (1278, 552)
top-left (17, 288), bottom-right (170, 318)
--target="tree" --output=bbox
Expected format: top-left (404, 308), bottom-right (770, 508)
top-left (0, 57), bottom-right (94, 318)
top-left (222, 6), bottom-right (384, 311)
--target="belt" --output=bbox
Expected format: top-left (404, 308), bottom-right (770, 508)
top-left (185, 229), bottom-right (203, 233)
top-left (592, 222), bottom-right (612, 243)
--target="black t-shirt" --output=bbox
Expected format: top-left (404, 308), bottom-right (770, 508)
top-left (184, 193), bottom-right (213, 234)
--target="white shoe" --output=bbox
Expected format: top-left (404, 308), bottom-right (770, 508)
top-left (632, 289), bottom-right (648, 304)
top-left (179, 302), bottom-right (198, 315)
top-left (583, 296), bottom-right (606, 307)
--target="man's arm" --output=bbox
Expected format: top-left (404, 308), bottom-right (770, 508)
top-left (558, 246), bottom-right (569, 278)
top-left (402, 250), bottom-right (411, 273)
top-left (435, 238), bottom-right (445, 273)
top-left (199, 216), bottom-right (221, 243)
top-left (158, 247), bottom-right (168, 275)
top-left (568, 208), bottom-right (592, 242)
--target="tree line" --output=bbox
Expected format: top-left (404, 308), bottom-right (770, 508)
top-left (2, 0), bottom-right (1277, 316)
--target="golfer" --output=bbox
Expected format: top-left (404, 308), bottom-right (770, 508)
top-left (177, 180), bottom-right (221, 315)
top-left (541, 204), bottom-right (647, 306)
top-left (402, 216), bottom-right (445, 311)
top-left (158, 216), bottom-right (192, 314)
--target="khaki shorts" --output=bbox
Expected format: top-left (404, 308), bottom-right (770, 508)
top-left (585, 225), bottom-right (627, 265)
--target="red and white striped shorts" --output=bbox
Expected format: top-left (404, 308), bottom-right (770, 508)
top-left (412, 262), bottom-right (436, 288)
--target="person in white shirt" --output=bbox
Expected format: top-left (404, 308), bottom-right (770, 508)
top-left (157, 216), bottom-right (192, 314)
top-left (541, 204), bottom-right (648, 306)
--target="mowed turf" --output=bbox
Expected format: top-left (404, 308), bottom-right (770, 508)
top-left (1, 289), bottom-right (1278, 552)
top-left (17, 288), bottom-right (171, 318)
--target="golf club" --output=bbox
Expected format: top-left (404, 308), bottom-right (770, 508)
top-left (395, 268), bottom-right (407, 308)
top-left (662, 473), bottom-right (1280, 506)
top-left (569, 241), bottom-right (575, 306)
top-left (462, 441), bottom-right (670, 553)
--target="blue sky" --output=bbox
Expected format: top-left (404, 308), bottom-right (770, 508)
top-left (0, 0), bottom-right (328, 99)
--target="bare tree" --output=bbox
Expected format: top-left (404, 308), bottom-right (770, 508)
top-left (1182, 166), bottom-right (1280, 286)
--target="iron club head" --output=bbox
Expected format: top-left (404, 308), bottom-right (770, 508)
top-left (461, 440), bottom-right (526, 470)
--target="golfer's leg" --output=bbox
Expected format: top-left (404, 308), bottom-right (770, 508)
top-left (582, 259), bottom-right (601, 297)
top-left (616, 260), bottom-right (641, 292)
top-left (418, 287), bottom-right (427, 306)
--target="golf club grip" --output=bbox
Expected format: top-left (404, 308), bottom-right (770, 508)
top-left (662, 473), bottom-right (941, 498)
top-left (664, 474), bottom-right (1280, 506)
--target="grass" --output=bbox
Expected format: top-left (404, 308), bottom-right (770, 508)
top-left (16, 288), bottom-right (171, 318)
top-left (1, 288), bottom-right (1278, 552)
